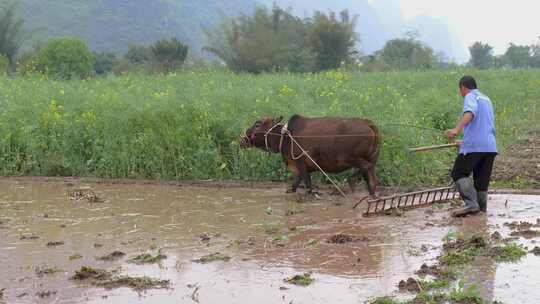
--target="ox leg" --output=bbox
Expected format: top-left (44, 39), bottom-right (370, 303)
top-left (347, 171), bottom-right (360, 193)
top-left (365, 166), bottom-right (378, 197)
top-left (297, 161), bottom-right (312, 194)
top-left (285, 158), bottom-right (302, 194)
top-left (287, 175), bottom-right (302, 193)
top-left (357, 161), bottom-right (378, 197)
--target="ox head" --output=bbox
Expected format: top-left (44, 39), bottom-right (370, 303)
top-left (239, 116), bottom-right (283, 149)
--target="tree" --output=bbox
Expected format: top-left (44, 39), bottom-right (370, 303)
top-left (36, 38), bottom-right (93, 79)
top-left (0, 53), bottom-right (8, 74)
top-left (503, 43), bottom-right (531, 69)
top-left (204, 5), bottom-right (356, 73)
top-left (468, 42), bottom-right (493, 69)
top-left (93, 51), bottom-right (118, 75)
top-left (204, 5), bottom-right (312, 73)
top-left (125, 44), bottom-right (152, 65)
top-left (307, 10), bottom-right (358, 70)
top-left (150, 38), bottom-right (188, 73)
top-left (378, 37), bottom-right (436, 70)
top-left (0, 2), bottom-right (30, 68)
top-left (530, 43), bottom-right (540, 68)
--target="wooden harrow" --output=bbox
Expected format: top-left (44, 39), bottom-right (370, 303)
top-left (362, 185), bottom-right (458, 216)
top-left (360, 142), bottom-right (460, 216)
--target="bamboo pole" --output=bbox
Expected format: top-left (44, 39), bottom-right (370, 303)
top-left (409, 143), bottom-right (459, 153)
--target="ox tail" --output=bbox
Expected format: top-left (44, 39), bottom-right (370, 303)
top-left (366, 122), bottom-right (382, 163)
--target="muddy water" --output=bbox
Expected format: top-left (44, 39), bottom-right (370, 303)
top-left (0, 179), bottom-right (539, 304)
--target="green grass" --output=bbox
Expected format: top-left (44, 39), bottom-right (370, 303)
top-left (489, 243), bottom-right (527, 262)
top-left (418, 278), bottom-right (451, 290)
top-left (128, 251), bottom-right (167, 264)
top-left (448, 283), bottom-right (483, 304)
top-left (0, 69), bottom-right (538, 185)
top-left (370, 297), bottom-right (400, 304)
top-left (440, 235), bottom-right (488, 266)
top-left (284, 273), bottom-right (314, 286)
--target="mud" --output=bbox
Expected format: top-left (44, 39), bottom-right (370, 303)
top-left (1, 178), bottom-right (540, 303)
top-left (398, 277), bottom-right (421, 293)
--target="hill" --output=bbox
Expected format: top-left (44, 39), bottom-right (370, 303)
top-left (16, 0), bottom-right (255, 55)
top-left (14, 0), bottom-right (466, 61)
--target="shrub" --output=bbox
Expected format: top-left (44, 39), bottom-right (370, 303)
top-left (150, 38), bottom-right (188, 73)
top-left (93, 51), bottom-right (118, 75)
top-left (0, 54), bottom-right (8, 74)
top-left (36, 37), bottom-right (93, 79)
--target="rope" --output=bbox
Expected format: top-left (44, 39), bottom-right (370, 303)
top-left (284, 130), bottom-right (348, 198)
top-left (253, 123), bottom-right (445, 139)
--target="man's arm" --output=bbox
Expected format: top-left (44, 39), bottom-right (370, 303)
top-left (445, 111), bottom-right (474, 140)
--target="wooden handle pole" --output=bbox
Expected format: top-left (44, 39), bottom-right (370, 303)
top-left (409, 143), bottom-right (459, 153)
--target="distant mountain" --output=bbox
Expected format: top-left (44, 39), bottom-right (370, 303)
top-left (16, 0), bottom-right (467, 62)
top-left (16, 0), bottom-right (256, 55)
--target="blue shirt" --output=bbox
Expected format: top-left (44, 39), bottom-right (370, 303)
top-left (460, 89), bottom-right (497, 154)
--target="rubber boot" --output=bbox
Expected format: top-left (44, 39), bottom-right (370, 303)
top-left (477, 191), bottom-right (488, 213)
top-left (452, 178), bottom-right (480, 217)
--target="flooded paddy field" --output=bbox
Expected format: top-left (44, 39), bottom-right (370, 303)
top-left (0, 178), bottom-right (539, 304)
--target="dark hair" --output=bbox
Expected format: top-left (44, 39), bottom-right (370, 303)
top-left (459, 75), bottom-right (477, 90)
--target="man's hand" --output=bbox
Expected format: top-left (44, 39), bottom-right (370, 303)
top-left (445, 128), bottom-right (459, 140)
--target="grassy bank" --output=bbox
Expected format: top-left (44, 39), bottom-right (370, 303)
top-left (0, 69), bottom-right (538, 186)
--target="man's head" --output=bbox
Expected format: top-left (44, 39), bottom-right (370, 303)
top-left (459, 75), bottom-right (477, 97)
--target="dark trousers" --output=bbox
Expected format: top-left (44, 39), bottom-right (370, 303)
top-left (451, 152), bottom-right (497, 191)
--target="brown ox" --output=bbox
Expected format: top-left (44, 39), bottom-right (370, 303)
top-left (240, 114), bottom-right (381, 195)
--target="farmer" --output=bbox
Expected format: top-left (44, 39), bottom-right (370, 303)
top-left (445, 76), bottom-right (497, 217)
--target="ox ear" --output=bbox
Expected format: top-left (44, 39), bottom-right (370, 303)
top-left (275, 116), bottom-right (283, 123)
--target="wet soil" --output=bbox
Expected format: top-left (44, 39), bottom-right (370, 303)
top-left (0, 178), bottom-right (539, 303)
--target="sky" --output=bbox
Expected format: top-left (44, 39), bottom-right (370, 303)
top-left (394, 0), bottom-right (540, 56)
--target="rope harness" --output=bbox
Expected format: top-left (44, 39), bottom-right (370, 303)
top-left (260, 122), bottom-right (348, 198)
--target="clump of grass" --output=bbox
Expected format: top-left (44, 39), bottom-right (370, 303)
top-left (411, 291), bottom-right (449, 303)
top-left (35, 266), bottom-right (62, 277)
top-left (273, 235), bottom-right (289, 242)
top-left (192, 252), bottom-right (231, 264)
top-left (46, 241), bottom-right (65, 247)
top-left (69, 254), bottom-right (83, 260)
top-left (418, 278), bottom-right (450, 291)
top-left (96, 251), bottom-right (126, 261)
top-left (263, 222), bottom-right (281, 235)
top-left (440, 234), bottom-right (488, 266)
top-left (489, 243), bottom-right (527, 262)
top-left (70, 266), bottom-right (168, 291)
top-left (448, 282), bottom-right (483, 304)
top-left (370, 297), bottom-right (400, 304)
top-left (440, 250), bottom-right (478, 266)
top-left (307, 239), bottom-right (318, 246)
top-left (95, 276), bottom-right (170, 291)
top-left (128, 251), bottom-right (166, 264)
top-left (284, 273), bottom-right (313, 286)
top-left (70, 266), bottom-right (112, 281)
